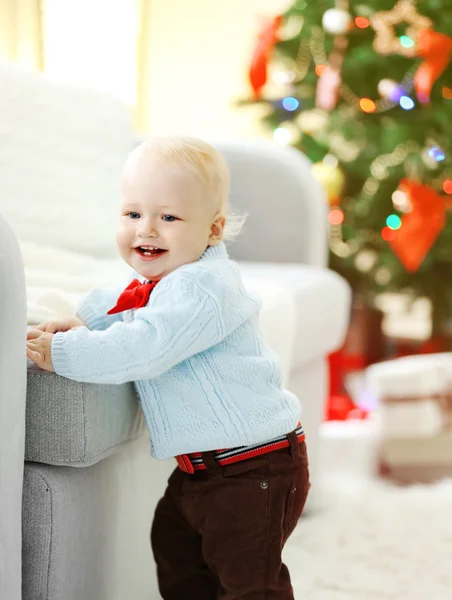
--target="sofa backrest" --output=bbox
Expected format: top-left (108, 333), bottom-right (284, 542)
top-left (216, 141), bottom-right (328, 267)
top-left (0, 61), bottom-right (134, 258)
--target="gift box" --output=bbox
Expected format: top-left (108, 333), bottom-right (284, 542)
top-left (366, 353), bottom-right (452, 484)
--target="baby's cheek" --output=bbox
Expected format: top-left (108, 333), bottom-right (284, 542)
top-left (115, 225), bottom-right (129, 248)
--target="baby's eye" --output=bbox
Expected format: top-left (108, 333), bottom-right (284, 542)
top-left (128, 212), bottom-right (140, 219)
top-left (162, 215), bottom-right (177, 222)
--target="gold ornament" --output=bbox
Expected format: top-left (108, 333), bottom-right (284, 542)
top-left (371, 0), bottom-right (432, 57)
top-left (311, 161), bottom-right (345, 205)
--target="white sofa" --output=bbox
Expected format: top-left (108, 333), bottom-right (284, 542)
top-left (0, 61), bottom-right (351, 600)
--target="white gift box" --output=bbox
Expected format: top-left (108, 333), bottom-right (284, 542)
top-left (365, 353), bottom-right (452, 483)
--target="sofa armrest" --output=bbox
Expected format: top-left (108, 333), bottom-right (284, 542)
top-left (0, 215), bottom-right (27, 600)
top-left (26, 361), bottom-right (146, 467)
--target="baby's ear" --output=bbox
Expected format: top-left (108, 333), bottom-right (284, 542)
top-left (209, 214), bottom-right (226, 245)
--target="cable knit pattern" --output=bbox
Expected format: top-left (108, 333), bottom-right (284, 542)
top-left (51, 244), bottom-right (301, 458)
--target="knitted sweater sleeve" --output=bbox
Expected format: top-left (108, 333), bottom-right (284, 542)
top-left (76, 284), bottom-right (126, 331)
top-left (76, 270), bottom-right (138, 331)
top-left (51, 267), bottom-right (255, 384)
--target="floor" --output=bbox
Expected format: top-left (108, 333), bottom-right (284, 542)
top-left (282, 418), bottom-right (452, 599)
top-left (284, 474), bottom-right (452, 599)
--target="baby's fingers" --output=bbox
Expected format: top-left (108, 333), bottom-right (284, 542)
top-left (27, 329), bottom-right (43, 341)
top-left (27, 346), bottom-right (43, 364)
top-left (39, 322), bottom-right (59, 333)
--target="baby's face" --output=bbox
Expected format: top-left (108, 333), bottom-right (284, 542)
top-left (116, 154), bottom-right (222, 281)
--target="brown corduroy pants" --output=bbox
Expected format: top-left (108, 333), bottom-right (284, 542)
top-left (151, 433), bottom-right (310, 600)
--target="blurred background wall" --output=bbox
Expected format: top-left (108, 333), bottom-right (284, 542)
top-left (0, 0), bottom-right (291, 137)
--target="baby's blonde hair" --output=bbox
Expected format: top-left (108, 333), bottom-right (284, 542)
top-left (134, 135), bottom-right (245, 242)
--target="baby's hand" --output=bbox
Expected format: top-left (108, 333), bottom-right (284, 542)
top-left (27, 330), bottom-right (55, 372)
top-left (29, 316), bottom-right (85, 335)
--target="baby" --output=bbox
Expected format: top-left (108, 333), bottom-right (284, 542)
top-left (27, 136), bottom-right (310, 600)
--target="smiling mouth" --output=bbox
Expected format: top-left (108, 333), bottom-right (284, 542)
top-left (135, 246), bottom-right (167, 257)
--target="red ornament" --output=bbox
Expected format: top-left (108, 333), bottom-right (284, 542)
top-left (381, 226), bottom-right (397, 242)
top-left (248, 15), bottom-right (282, 98)
top-left (388, 179), bottom-right (446, 272)
top-left (414, 29), bottom-right (452, 103)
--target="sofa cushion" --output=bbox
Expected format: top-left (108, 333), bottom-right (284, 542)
top-left (239, 262), bottom-right (351, 369)
top-left (26, 360), bottom-right (145, 466)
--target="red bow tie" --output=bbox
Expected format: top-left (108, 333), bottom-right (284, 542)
top-left (107, 279), bottom-right (158, 315)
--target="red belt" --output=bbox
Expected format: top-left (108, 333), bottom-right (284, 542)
top-left (176, 423), bottom-right (305, 474)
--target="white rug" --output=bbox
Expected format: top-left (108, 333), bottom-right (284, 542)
top-left (285, 476), bottom-right (452, 599)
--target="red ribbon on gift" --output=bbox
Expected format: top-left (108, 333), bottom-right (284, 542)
top-left (249, 15), bottom-right (282, 99)
top-left (414, 29), bottom-right (452, 103)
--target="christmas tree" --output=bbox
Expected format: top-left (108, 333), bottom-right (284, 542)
top-left (244, 0), bottom-right (452, 336)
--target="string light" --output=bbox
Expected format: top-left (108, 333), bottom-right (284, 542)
top-left (363, 141), bottom-right (420, 197)
top-left (392, 191), bottom-right (405, 205)
top-left (282, 97), bottom-right (300, 111)
top-left (375, 266), bottom-right (392, 285)
top-left (315, 64), bottom-right (327, 76)
top-left (363, 178), bottom-right (380, 196)
top-left (389, 85), bottom-right (406, 103)
top-left (378, 79), bottom-right (401, 100)
top-left (386, 214), bottom-right (402, 230)
top-left (328, 133), bottom-right (361, 162)
top-left (399, 96), bottom-right (415, 110)
top-left (360, 98), bottom-right (377, 113)
top-left (355, 250), bottom-right (378, 272)
top-left (328, 208), bottom-right (344, 225)
top-left (443, 180), bottom-right (452, 194)
top-left (355, 16), bottom-right (370, 29)
top-left (429, 146), bottom-right (445, 162)
top-left (442, 87), bottom-right (452, 99)
top-left (392, 190), bottom-right (412, 212)
top-left (323, 154), bottom-right (339, 168)
top-left (272, 71), bottom-right (296, 84)
top-left (273, 127), bottom-right (292, 145)
top-left (381, 226), bottom-right (397, 241)
top-left (399, 35), bottom-right (414, 48)
top-left (294, 38), bottom-right (311, 81)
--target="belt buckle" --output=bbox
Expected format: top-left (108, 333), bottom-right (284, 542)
top-left (176, 454), bottom-right (195, 474)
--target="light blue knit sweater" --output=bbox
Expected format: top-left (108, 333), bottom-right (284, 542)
top-left (51, 243), bottom-right (301, 459)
